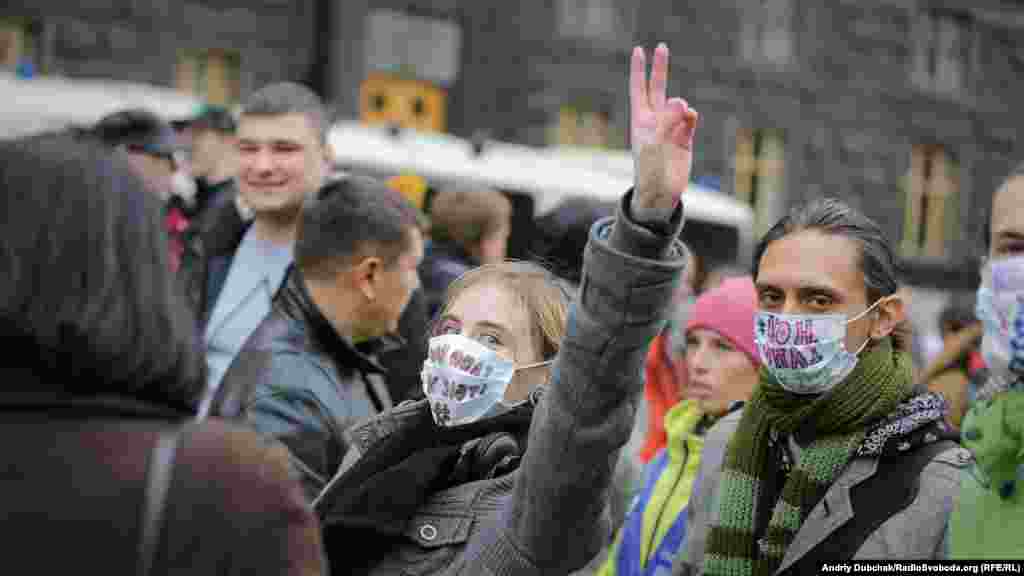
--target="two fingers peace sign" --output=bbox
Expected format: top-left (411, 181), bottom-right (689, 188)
top-left (630, 43), bottom-right (699, 214)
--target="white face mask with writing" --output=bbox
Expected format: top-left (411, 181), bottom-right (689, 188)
top-left (421, 333), bottom-right (552, 427)
top-left (754, 300), bottom-right (883, 395)
top-left (976, 256), bottom-right (1024, 385)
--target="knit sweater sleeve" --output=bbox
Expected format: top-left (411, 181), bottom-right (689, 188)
top-left (461, 189), bottom-right (688, 574)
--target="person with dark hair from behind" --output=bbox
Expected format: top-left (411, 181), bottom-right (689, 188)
top-left (680, 195), bottom-right (971, 573)
top-left (531, 197), bottom-right (616, 288)
top-left (212, 176), bottom-right (424, 499)
top-left (193, 82), bottom-right (333, 417)
top-left (419, 185), bottom-right (512, 317)
top-left (0, 131), bottom-right (324, 574)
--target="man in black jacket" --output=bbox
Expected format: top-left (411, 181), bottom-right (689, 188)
top-left (213, 176), bottom-right (425, 499)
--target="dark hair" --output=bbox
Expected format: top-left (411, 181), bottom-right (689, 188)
top-left (752, 197), bottom-right (908, 350)
top-left (530, 197), bottom-right (616, 285)
top-left (0, 131), bottom-right (204, 410)
top-left (91, 108), bottom-right (177, 157)
top-left (984, 160), bottom-right (1024, 250)
top-left (295, 176), bottom-right (421, 280)
top-left (190, 106), bottom-right (237, 134)
top-left (241, 82), bottom-right (328, 144)
top-left (938, 297), bottom-right (977, 335)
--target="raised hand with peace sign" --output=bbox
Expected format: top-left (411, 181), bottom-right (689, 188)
top-left (630, 43), bottom-right (699, 219)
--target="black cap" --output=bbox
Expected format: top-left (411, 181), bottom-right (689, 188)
top-left (175, 105), bottom-right (236, 134)
top-left (93, 108), bottom-right (179, 158)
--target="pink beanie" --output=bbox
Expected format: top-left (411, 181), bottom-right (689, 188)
top-left (685, 276), bottom-right (760, 366)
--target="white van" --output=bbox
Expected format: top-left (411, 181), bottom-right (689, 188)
top-left (329, 120), bottom-right (756, 269)
top-left (0, 72), bottom-right (200, 140)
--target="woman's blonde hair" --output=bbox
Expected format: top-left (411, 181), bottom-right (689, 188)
top-left (438, 260), bottom-right (570, 362)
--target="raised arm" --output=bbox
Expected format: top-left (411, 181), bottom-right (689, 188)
top-left (463, 43), bottom-right (699, 573)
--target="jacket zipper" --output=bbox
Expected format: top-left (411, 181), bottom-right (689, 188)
top-left (645, 441), bottom-right (688, 566)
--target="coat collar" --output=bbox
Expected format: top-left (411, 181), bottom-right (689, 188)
top-left (204, 227), bottom-right (291, 340)
top-left (191, 178), bottom-right (233, 218)
top-left (317, 396), bottom-right (536, 531)
top-left (277, 268), bottom-right (395, 377)
top-left (776, 457), bottom-right (877, 572)
top-left (775, 415), bottom-right (958, 572)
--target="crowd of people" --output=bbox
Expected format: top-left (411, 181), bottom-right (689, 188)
top-left (1, 41), bottom-right (1021, 574)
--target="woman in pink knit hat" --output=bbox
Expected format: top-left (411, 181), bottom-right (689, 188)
top-left (598, 276), bottom-right (760, 576)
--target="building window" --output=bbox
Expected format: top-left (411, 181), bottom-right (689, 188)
top-left (735, 128), bottom-right (786, 236)
top-left (176, 50), bottom-right (241, 106)
top-left (912, 11), bottom-right (970, 96)
top-left (901, 145), bottom-right (960, 258)
top-left (364, 10), bottom-right (461, 88)
top-left (740, 0), bottom-right (794, 68)
top-left (360, 71), bottom-right (447, 133)
top-left (0, 18), bottom-right (43, 77)
top-left (551, 104), bottom-right (612, 148)
top-left (556, 0), bottom-right (633, 44)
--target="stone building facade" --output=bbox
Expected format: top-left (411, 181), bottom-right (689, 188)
top-left (5, 0), bottom-right (1024, 295)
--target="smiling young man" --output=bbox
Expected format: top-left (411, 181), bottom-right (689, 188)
top-left (193, 83), bottom-right (331, 417)
top-left (676, 198), bottom-right (971, 574)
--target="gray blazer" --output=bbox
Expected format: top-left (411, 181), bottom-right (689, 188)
top-left (675, 410), bottom-right (972, 575)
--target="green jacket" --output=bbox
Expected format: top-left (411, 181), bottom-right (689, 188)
top-left (949, 389), bottom-right (1024, 558)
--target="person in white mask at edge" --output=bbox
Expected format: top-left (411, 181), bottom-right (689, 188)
top-left (946, 161), bottom-right (1024, 559)
top-left (676, 198), bottom-right (972, 573)
top-left (312, 43), bottom-right (692, 575)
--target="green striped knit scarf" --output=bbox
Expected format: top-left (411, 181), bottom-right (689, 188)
top-left (702, 338), bottom-right (913, 576)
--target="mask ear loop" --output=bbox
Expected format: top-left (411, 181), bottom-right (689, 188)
top-left (853, 333), bottom-right (873, 356)
top-left (845, 296), bottom-right (887, 325)
top-left (499, 359), bottom-right (555, 408)
top-left (847, 295), bottom-right (898, 354)
top-left (516, 359), bottom-right (554, 371)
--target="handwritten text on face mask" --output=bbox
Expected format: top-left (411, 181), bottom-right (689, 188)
top-left (762, 316), bottom-right (819, 346)
top-left (761, 346), bottom-right (825, 370)
top-left (424, 371), bottom-right (489, 401)
top-left (759, 316), bottom-right (825, 370)
top-left (428, 343), bottom-right (498, 378)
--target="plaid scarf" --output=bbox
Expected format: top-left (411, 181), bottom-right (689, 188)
top-left (702, 338), bottom-right (913, 575)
